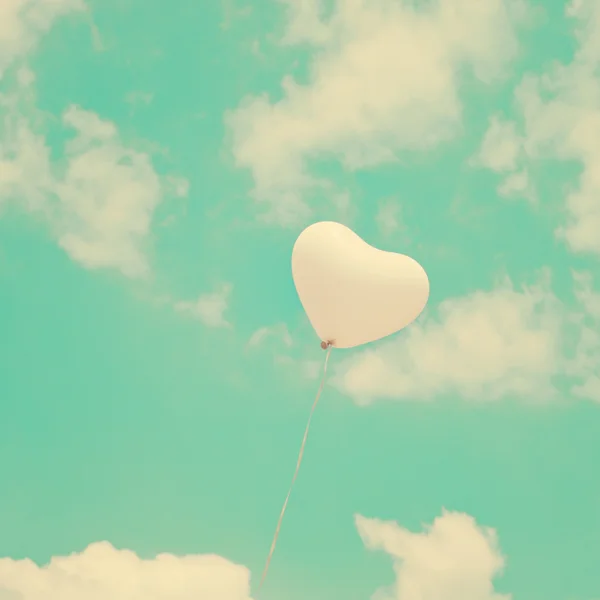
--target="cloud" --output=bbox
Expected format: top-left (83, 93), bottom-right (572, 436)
top-left (0, 542), bottom-right (252, 600)
top-left (476, 0), bottom-right (600, 253)
top-left (226, 0), bottom-right (525, 224)
top-left (0, 77), bottom-right (54, 214)
top-left (0, 76), bottom-right (187, 277)
top-left (470, 116), bottom-right (536, 202)
top-left (0, 6), bottom-right (187, 278)
top-left (564, 271), bottom-right (600, 402)
top-left (55, 106), bottom-right (170, 277)
top-left (473, 115), bottom-right (522, 173)
top-left (126, 90), bottom-right (154, 107)
top-left (0, 510), bottom-right (510, 600)
top-left (357, 510), bottom-right (508, 600)
top-left (247, 322), bottom-right (293, 349)
top-left (375, 198), bottom-right (406, 238)
top-left (0, 0), bottom-right (85, 78)
top-left (496, 170), bottom-right (534, 201)
top-left (175, 283), bottom-right (233, 328)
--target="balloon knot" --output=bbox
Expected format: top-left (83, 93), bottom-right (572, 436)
top-left (321, 340), bottom-right (333, 350)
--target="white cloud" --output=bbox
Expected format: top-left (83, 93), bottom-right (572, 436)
top-left (564, 271), bottom-right (600, 402)
top-left (375, 198), bottom-right (405, 238)
top-left (55, 106), bottom-right (167, 277)
top-left (0, 0), bottom-right (85, 77)
top-left (126, 90), bottom-right (154, 107)
top-left (0, 542), bottom-right (252, 600)
top-left (471, 116), bottom-right (535, 202)
top-left (226, 0), bottom-right (525, 224)
top-left (278, 0), bottom-right (331, 46)
top-left (0, 94), bottom-right (185, 277)
top-left (0, 83), bottom-right (54, 214)
top-left (0, 5), bottom-right (187, 278)
top-left (0, 510), bottom-right (512, 600)
top-left (247, 322), bottom-right (293, 349)
top-left (175, 283), bottom-right (233, 328)
top-left (477, 0), bottom-right (600, 253)
top-left (474, 115), bottom-right (522, 173)
top-left (496, 170), bottom-right (534, 202)
top-left (357, 510), bottom-right (508, 600)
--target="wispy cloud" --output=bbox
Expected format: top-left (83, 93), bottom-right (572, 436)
top-left (226, 0), bottom-right (527, 224)
top-left (0, 0), bottom-right (85, 78)
top-left (375, 198), bottom-right (407, 238)
top-left (247, 322), bottom-right (293, 349)
top-left (0, 74), bottom-right (188, 277)
top-left (174, 283), bottom-right (233, 328)
top-left (475, 0), bottom-right (600, 253)
top-left (125, 90), bottom-right (154, 107)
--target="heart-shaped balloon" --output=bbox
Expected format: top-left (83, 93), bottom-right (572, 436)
top-left (291, 221), bottom-right (429, 349)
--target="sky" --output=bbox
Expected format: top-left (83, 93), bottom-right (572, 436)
top-left (0, 0), bottom-right (599, 599)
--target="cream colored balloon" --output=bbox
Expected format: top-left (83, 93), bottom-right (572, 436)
top-left (291, 221), bottom-right (429, 349)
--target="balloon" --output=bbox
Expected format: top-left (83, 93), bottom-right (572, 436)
top-left (291, 221), bottom-right (429, 349)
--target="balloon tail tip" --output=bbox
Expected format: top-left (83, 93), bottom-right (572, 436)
top-left (320, 340), bottom-right (334, 350)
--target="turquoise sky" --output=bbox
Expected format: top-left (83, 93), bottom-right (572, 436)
top-left (1, 1), bottom-right (599, 600)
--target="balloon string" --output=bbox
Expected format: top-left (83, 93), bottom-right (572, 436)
top-left (256, 344), bottom-right (333, 595)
